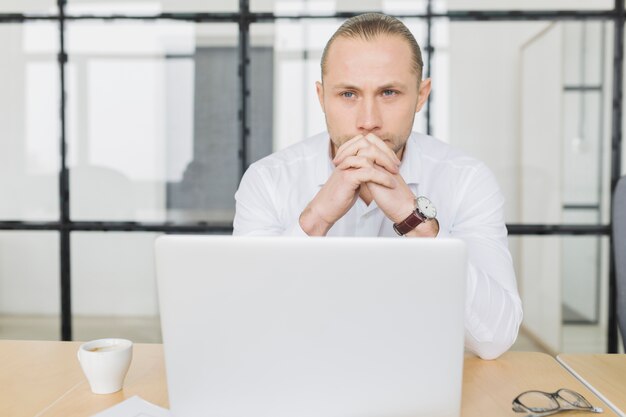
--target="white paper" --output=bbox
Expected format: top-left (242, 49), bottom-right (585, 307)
top-left (91, 395), bottom-right (171, 417)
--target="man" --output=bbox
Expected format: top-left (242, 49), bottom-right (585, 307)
top-left (234, 13), bottom-right (522, 360)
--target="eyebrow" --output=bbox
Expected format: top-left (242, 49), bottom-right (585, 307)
top-left (331, 83), bottom-right (361, 91)
top-left (379, 83), bottom-right (408, 91)
top-left (330, 82), bottom-right (408, 91)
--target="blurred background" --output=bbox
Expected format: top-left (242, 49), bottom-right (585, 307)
top-left (0, 0), bottom-right (624, 355)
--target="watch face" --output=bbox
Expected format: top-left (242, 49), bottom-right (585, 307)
top-left (416, 196), bottom-right (437, 219)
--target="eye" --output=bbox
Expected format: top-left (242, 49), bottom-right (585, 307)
top-left (341, 91), bottom-right (356, 99)
top-left (382, 89), bottom-right (398, 97)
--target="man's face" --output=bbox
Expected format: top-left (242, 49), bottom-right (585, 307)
top-left (317, 34), bottom-right (431, 158)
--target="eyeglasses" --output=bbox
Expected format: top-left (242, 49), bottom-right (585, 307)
top-left (512, 388), bottom-right (603, 416)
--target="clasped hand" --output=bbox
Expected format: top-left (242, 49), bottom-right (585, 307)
top-left (299, 133), bottom-right (423, 236)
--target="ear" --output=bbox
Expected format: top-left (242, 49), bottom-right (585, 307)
top-left (316, 81), bottom-right (325, 113)
top-left (415, 78), bottom-right (432, 113)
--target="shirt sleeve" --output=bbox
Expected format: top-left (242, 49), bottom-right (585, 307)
top-left (233, 164), bottom-right (307, 237)
top-left (449, 163), bottom-right (523, 360)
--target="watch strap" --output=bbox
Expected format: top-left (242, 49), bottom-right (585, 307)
top-left (393, 208), bottom-right (427, 236)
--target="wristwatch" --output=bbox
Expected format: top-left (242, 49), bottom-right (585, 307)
top-left (393, 196), bottom-right (437, 236)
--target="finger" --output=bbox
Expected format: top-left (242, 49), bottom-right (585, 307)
top-left (333, 136), bottom-right (369, 165)
top-left (334, 139), bottom-right (400, 174)
top-left (351, 146), bottom-right (400, 174)
top-left (337, 155), bottom-right (399, 175)
top-left (365, 133), bottom-right (401, 165)
top-left (349, 167), bottom-right (397, 189)
top-left (333, 134), bottom-right (364, 158)
top-left (336, 155), bottom-right (374, 171)
top-left (336, 157), bottom-right (391, 186)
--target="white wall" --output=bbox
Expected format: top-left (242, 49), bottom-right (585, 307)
top-left (446, 0), bottom-right (612, 10)
top-left (519, 23), bottom-right (563, 353)
top-left (448, 21), bottom-right (549, 222)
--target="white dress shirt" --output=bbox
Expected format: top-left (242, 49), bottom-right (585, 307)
top-left (234, 131), bottom-right (523, 360)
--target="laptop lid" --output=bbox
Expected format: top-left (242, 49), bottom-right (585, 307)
top-left (155, 236), bottom-right (466, 417)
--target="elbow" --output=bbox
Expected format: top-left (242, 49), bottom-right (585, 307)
top-left (469, 335), bottom-right (517, 360)
top-left (466, 302), bottom-right (523, 360)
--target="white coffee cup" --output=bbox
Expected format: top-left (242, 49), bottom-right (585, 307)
top-left (77, 338), bottom-right (133, 394)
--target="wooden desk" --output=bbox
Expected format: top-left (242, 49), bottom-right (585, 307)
top-left (0, 340), bottom-right (617, 417)
top-left (462, 351), bottom-right (617, 417)
top-left (557, 354), bottom-right (626, 417)
top-left (0, 340), bottom-right (168, 417)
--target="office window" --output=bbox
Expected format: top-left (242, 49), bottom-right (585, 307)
top-left (0, 0), bottom-right (56, 13)
top-left (0, 232), bottom-right (60, 340)
top-left (437, 20), bottom-right (613, 226)
top-left (71, 232), bottom-right (161, 343)
top-left (445, 0), bottom-right (613, 10)
top-left (65, 0), bottom-right (238, 14)
top-left (511, 235), bottom-right (610, 354)
top-left (251, 0), bottom-right (428, 14)
top-left (66, 21), bottom-right (239, 223)
top-left (0, 23), bottom-right (60, 221)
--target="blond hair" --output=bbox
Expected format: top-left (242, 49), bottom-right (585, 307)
top-left (320, 13), bottom-right (424, 81)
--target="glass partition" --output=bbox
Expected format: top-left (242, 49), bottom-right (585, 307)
top-left (510, 235), bottom-right (610, 354)
top-left (71, 232), bottom-right (161, 343)
top-left (251, 0), bottom-right (427, 14)
top-left (66, 0), bottom-right (237, 14)
top-left (0, 0), bottom-right (57, 13)
top-left (444, 0), bottom-right (613, 11)
top-left (66, 21), bottom-right (239, 223)
top-left (0, 22), bottom-right (60, 221)
top-left (437, 20), bottom-right (613, 225)
top-left (0, 231), bottom-right (60, 340)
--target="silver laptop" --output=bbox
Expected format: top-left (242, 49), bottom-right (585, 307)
top-left (155, 236), bottom-right (467, 417)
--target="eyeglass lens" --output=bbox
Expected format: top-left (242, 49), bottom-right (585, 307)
top-left (557, 389), bottom-right (593, 409)
top-left (516, 391), bottom-right (560, 413)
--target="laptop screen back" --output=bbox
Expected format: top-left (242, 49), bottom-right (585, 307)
top-left (155, 236), bottom-right (467, 417)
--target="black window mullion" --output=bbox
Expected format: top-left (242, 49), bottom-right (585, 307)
top-left (57, 0), bottom-right (72, 342)
top-left (608, 0), bottom-right (625, 354)
top-left (425, 0), bottom-right (433, 136)
top-left (239, 0), bottom-right (251, 177)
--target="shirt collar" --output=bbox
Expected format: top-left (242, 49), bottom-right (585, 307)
top-left (314, 131), bottom-right (422, 187)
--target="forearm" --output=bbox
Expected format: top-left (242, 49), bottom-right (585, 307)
top-left (299, 204), bottom-right (334, 236)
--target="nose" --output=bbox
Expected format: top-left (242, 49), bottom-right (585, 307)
top-left (356, 97), bottom-right (382, 133)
